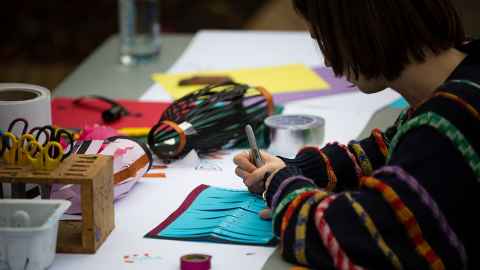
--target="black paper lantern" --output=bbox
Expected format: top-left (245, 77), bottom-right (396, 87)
top-left (147, 82), bottom-right (274, 159)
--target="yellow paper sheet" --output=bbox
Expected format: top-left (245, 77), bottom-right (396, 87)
top-left (152, 64), bottom-right (330, 99)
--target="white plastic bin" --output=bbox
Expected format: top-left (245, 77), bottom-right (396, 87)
top-left (0, 199), bottom-right (71, 270)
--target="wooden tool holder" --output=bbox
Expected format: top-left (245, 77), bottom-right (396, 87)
top-left (0, 154), bottom-right (114, 254)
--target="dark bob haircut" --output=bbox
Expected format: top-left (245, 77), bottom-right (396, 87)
top-left (292, 0), bottom-right (465, 80)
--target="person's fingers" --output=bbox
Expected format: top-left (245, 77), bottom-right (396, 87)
top-left (259, 208), bottom-right (272, 220)
top-left (259, 150), bottom-right (274, 161)
top-left (235, 150), bottom-right (286, 195)
top-left (247, 180), bottom-right (264, 194)
top-left (232, 151), bottom-right (248, 165)
top-left (235, 167), bottom-right (249, 180)
top-left (233, 151), bottom-right (250, 164)
top-left (244, 165), bottom-right (270, 188)
top-left (233, 151), bottom-right (256, 173)
top-left (244, 166), bottom-right (273, 194)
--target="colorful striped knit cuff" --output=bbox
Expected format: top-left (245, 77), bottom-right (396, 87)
top-left (294, 190), bottom-right (329, 265)
top-left (273, 187), bottom-right (317, 238)
top-left (350, 141), bottom-right (374, 176)
top-left (269, 168), bottom-right (316, 209)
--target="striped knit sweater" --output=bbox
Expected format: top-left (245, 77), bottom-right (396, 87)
top-left (265, 40), bottom-right (480, 269)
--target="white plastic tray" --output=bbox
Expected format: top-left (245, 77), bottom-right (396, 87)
top-left (0, 199), bottom-right (70, 270)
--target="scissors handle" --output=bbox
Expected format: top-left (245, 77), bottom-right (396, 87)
top-left (29, 127), bottom-right (50, 144)
top-left (53, 129), bottom-right (74, 159)
top-left (34, 126), bottom-right (74, 160)
top-left (36, 126), bottom-right (56, 143)
top-left (2, 132), bottom-right (19, 165)
top-left (0, 134), bottom-right (4, 157)
top-left (7, 118), bottom-right (28, 137)
top-left (25, 141), bottom-right (43, 169)
top-left (26, 141), bottom-right (64, 170)
top-left (44, 142), bottom-right (64, 170)
top-left (17, 134), bottom-right (36, 165)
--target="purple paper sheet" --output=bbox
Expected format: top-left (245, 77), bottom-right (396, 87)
top-left (272, 67), bottom-right (359, 104)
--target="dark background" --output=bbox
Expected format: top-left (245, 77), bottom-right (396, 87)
top-left (0, 0), bottom-right (478, 91)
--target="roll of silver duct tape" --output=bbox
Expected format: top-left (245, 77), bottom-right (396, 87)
top-left (265, 114), bottom-right (325, 158)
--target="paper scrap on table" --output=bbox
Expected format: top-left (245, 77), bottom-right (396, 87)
top-left (152, 64), bottom-right (330, 100)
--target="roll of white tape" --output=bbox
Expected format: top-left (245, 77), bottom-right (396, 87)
top-left (0, 83), bottom-right (52, 134)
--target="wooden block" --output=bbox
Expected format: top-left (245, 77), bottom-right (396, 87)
top-left (0, 154), bottom-right (114, 254)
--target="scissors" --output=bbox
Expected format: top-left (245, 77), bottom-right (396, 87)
top-left (35, 125), bottom-right (74, 161)
top-left (1, 131), bottom-right (36, 165)
top-left (7, 118), bottom-right (29, 137)
top-left (25, 141), bottom-right (64, 170)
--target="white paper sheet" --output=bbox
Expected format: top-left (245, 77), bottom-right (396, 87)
top-left (168, 30), bottom-right (324, 73)
top-left (173, 150), bottom-right (201, 168)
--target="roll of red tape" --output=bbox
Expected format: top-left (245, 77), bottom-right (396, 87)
top-left (180, 254), bottom-right (211, 270)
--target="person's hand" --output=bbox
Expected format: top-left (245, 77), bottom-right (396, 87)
top-left (233, 151), bottom-right (286, 194)
top-left (259, 208), bottom-right (272, 220)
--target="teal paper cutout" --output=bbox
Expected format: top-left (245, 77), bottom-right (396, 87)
top-left (149, 186), bottom-right (276, 246)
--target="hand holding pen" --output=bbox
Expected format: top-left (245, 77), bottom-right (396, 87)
top-left (233, 125), bottom-right (286, 195)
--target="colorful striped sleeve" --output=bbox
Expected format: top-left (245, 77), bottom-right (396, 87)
top-left (267, 169), bottom-right (466, 269)
top-left (266, 80), bottom-right (480, 268)
top-left (279, 127), bottom-right (394, 192)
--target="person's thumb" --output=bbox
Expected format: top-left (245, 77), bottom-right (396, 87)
top-left (259, 208), bottom-right (272, 220)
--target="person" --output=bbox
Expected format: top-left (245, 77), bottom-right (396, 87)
top-left (234, 0), bottom-right (479, 269)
